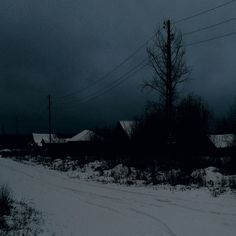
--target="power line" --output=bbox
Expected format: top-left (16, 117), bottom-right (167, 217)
top-left (59, 60), bottom-right (148, 108)
top-left (183, 16), bottom-right (236, 36)
top-left (186, 30), bottom-right (236, 47)
top-left (79, 63), bottom-right (148, 105)
top-left (61, 28), bottom-right (236, 107)
top-left (175, 0), bottom-right (236, 24)
top-left (58, 28), bottom-right (236, 108)
top-left (57, 1), bottom-right (236, 100)
top-left (55, 58), bottom-right (148, 105)
top-left (53, 0), bottom-right (236, 111)
top-left (57, 39), bottom-right (152, 100)
top-left (56, 28), bottom-right (236, 107)
top-left (55, 61), bottom-right (148, 110)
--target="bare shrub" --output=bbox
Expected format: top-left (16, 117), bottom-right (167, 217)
top-left (0, 184), bottom-right (44, 235)
top-left (0, 185), bottom-right (13, 229)
top-left (229, 176), bottom-right (236, 189)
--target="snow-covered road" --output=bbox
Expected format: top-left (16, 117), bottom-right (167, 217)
top-left (0, 158), bottom-right (235, 236)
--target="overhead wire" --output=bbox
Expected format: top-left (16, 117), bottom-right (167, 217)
top-left (57, 29), bottom-right (236, 108)
top-left (57, 38), bottom-right (152, 100)
top-left (186, 30), bottom-right (236, 47)
top-left (183, 16), bottom-right (236, 36)
top-left (56, 30), bottom-right (236, 109)
top-left (56, 0), bottom-right (236, 103)
top-left (174, 0), bottom-right (236, 24)
top-left (53, 0), bottom-right (236, 111)
top-left (55, 59), bottom-right (149, 109)
top-left (56, 58), bottom-right (148, 105)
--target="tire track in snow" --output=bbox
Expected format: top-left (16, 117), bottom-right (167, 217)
top-left (33, 180), bottom-right (124, 216)
top-left (82, 180), bottom-right (236, 218)
top-left (0, 162), bottom-right (35, 179)
top-left (79, 181), bottom-right (236, 218)
top-left (2, 158), bottom-right (236, 224)
top-left (0, 159), bottom-right (123, 216)
top-left (51, 185), bottom-right (123, 215)
top-left (3, 159), bottom-right (235, 218)
top-left (84, 200), bottom-right (121, 214)
top-left (1, 159), bottom-right (129, 204)
top-left (128, 208), bottom-right (177, 236)
top-left (135, 201), bottom-right (163, 209)
top-left (167, 202), bottom-right (236, 217)
top-left (83, 181), bottom-right (236, 209)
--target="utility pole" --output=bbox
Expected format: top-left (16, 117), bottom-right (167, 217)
top-left (15, 116), bottom-right (18, 136)
top-left (48, 95), bottom-right (52, 144)
top-left (166, 19), bottom-right (172, 143)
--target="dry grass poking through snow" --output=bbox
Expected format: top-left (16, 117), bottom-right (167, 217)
top-left (0, 184), bottom-right (44, 236)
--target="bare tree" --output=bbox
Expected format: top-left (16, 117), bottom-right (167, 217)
top-left (144, 20), bottom-right (190, 137)
top-left (216, 97), bottom-right (236, 134)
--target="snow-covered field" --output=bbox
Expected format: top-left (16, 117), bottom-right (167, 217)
top-left (0, 157), bottom-right (236, 236)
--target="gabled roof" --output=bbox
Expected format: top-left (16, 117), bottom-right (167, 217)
top-left (66, 130), bottom-right (103, 142)
top-left (119, 121), bottom-right (137, 138)
top-left (32, 133), bottom-right (64, 146)
top-left (208, 134), bottom-right (235, 148)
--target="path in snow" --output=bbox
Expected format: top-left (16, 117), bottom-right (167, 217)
top-left (0, 158), bottom-right (235, 236)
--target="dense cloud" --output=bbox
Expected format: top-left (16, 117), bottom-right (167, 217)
top-left (0, 0), bottom-right (235, 133)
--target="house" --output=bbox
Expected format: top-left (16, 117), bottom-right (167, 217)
top-left (208, 134), bottom-right (235, 149)
top-left (116, 121), bottom-right (138, 140)
top-left (66, 130), bottom-right (103, 142)
top-left (208, 134), bottom-right (235, 156)
top-left (44, 130), bottom-right (104, 156)
top-left (32, 133), bottom-right (66, 147)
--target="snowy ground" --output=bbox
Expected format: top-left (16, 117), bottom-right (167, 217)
top-left (0, 157), bottom-right (236, 236)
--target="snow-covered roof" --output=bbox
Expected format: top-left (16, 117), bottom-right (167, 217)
top-left (0, 149), bottom-right (12, 154)
top-left (119, 121), bottom-right (137, 138)
top-left (32, 133), bottom-right (64, 146)
top-left (208, 134), bottom-right (235, 148)
top-left (67, 130), bottom-right (103, 142)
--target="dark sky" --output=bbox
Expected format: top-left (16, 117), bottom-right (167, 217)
top-left (0, 0), bottom-right (236, 134)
